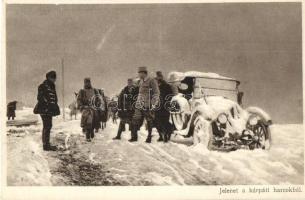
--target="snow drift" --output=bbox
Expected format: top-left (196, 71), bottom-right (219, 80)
top-left (6, 109), bottom-right (304, 186)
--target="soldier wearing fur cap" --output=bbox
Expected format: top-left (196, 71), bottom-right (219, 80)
top-left (154, 71), bottom-right (174, 142)
top-left (33, 70), bottom-right (60, 151)
top-left (77, 78), bottom-right (103, 142)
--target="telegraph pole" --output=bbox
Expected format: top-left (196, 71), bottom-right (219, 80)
top-left (61, 58), bottom-right (65, 120)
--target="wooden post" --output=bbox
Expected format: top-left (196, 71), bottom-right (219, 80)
top-left (62, 58), bottom-right (65, 120)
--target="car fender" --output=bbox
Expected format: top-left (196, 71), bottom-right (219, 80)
top-left (246, 106), bottom-right (272, 125)
top-left (192, 104), bottom-right (213, 121)
top-left (184, 106), bottom-right (213, 137)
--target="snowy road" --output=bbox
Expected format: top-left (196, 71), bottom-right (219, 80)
top-left (6, 109), bottom-right (304, 186)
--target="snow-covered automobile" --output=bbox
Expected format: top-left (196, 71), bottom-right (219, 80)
top-left (168, 71), bottom-right (272, 151)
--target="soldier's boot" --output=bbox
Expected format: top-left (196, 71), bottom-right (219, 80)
top-left (113, 121), bottom-right (124, 140)
top-left (164, 134), bottom-right (169, 143)
top-left (166, 126), bottom-right (174, 142)
top-left (157, 133), bottom-right (164, 142)
top-left (157, 129), bottom-right (164, 142)
top-left (129, 124), bottom-right (138, 142)
top-left (43, 143), bottom-right (57, 151)
top-left (86, 130), bottom-right (91, 142)
top-left (145, 122), bottom-right (153, 143)
top-left (90, 129), bottom-right (95, 139)
top-left (42, 127), bottom-right (56, 151)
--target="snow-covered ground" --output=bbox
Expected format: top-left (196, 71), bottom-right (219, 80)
top-left (6, 108), bottom-right (304, 186)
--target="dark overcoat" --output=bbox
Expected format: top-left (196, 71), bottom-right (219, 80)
top-left (118, 86), bottom-right (139, 119)
top-left (156, 79), bottom-right (173, 118)
top-left (97, 90), bottom-right (109, 123)
top-left (34, 80), bottom-right (60, 116)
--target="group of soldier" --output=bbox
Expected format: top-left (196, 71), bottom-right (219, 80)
top-left (113, 66), bottom-right (176, 143)
top-left (33, 66), bottom-right (177, 151)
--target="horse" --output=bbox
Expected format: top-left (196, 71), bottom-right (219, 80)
top-left (68, 92), bottom-right (79, 120)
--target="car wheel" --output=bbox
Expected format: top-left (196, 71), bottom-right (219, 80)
top-left (192, 115), bottom-right (212, 150)
top-left (251, 121), bottom-right (271, 150)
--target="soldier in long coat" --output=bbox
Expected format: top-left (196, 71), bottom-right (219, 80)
top-left (129, 66), bottom-right (160, 143)
top-left (113, 78), bottom-right (139, 140)
top-left (33, 70), bottom-right (60, 151)
top-left (154, 71), bottom-right (174, 143)
top-left (77, 78), bottom-right (101, 142)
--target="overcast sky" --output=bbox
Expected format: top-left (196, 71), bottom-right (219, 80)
top-left (6, 3), bottom-right (302, 123)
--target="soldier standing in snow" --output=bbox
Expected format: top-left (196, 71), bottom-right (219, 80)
top-left (33, 71), bottom-right (60, 151)
top-left (7, 101), bottom-right (18, 120)
top-left (129, 66), bottom-right (160, 143)
top-left (154, 71), bottom-right (174, 142)
top-left (77, 78), bottom-right (101, 142)
top-left (113, 78), bottom-right (139, 140)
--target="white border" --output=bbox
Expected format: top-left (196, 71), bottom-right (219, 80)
top-left (1, 1), bottom-right (304, 200)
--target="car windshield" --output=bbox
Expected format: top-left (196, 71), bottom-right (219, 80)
top-left (193, 77), bottom-right (239, 102)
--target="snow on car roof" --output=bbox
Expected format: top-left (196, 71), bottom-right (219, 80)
top-left (168, 71), bottom-right (238, 83)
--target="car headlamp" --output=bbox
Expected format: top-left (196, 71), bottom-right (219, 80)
top-left (249, 115), bottom-right (259, 126)
top-left (217, 113), bottom-right (228, 124)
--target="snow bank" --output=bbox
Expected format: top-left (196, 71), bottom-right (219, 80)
top-left (6, 109), bottom-right (73, 186)
top-left (7, 135), bottom-right (52, 186)
top-left (6, 109), bottom-right (304, 185)
top-left (78, 122), bottom-right (303, 185)
top-left (189, 124), bottom-right (304, 184)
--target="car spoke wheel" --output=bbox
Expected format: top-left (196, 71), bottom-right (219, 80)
top-left (252, 122), bottom-right (270, 150)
